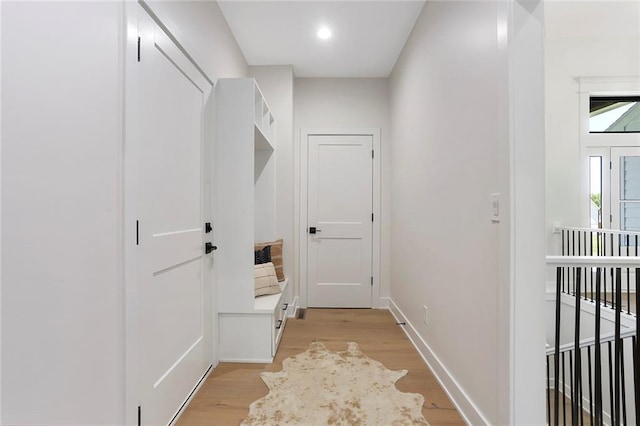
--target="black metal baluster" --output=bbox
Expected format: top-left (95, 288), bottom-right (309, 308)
top-left (588, 346), bottom-right (593, 426)
top-left (611, 242), bottom-right (616, 311)
top-left (570, 352), bottom-right (574, 424)
top-left (590, 267), bottom-right (595, 304)
top-left (563, 351), bottom-right (568, 426)
top-left (563, 231), bottom-right (567, 293)
top-left (583, 232), bottom-right (588, 301)
top-left (590, 231), bottom-right (595, 303)
top-left (635, 269), bottom-right (640, 424)
top-left (633, 337), bottom-right (639, 426)
top-left (579, 230), bottom-right (582, 256)
top-left (615, 268), bottom-right (622, 426)
top-left (627, 236), bottom-right (631, 315)
top-left (609, 341), bottom-right (615, 426)
top-left (621, 338), bottom-right (627, 426)
top-left (579, 348), bottom-right (584, 426)
top-left (573, 268), bottom-right (582, 425)
top-left (604, 266), bottom-right (609, 308)
top-left (595, 268), bottom-right (603, 426)
top-left (547, 354), bottom-right (551, 425)
top-left (555, 266), bottom-right (562, 426)
top-left (611, 233), bottom-right (615, 257)
top-left (571, 231), bottom-right (580, 294)
top-left (627, 268), bottom-right (631, 315)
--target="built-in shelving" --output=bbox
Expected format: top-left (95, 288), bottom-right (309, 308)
top-left (214, 78), bottom-right (290, 363)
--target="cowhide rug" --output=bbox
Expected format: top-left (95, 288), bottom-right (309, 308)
top-left (241, 341), bottom-right (429, 425)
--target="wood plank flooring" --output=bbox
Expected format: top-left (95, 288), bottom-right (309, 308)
top-left (177, 309), bottom-right (465, 425)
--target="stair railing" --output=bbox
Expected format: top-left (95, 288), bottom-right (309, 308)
top-left (546, 256), bottom-right (640, 425)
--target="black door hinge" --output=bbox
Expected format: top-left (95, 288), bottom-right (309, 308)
top-left (371, 213), bottom-right (374, 222)
top-left (371, 276), bottom-right (373, 286)
top-left (137, 37), bottom-right (141, 62)
top-left (372, 150), bottom-right (374, 159)
top-left (136, 220), bottom-right (139, 246)
top-left (137, 406), bottom-right (141, 426)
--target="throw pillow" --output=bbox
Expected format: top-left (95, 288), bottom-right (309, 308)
top-left (255, 239), bottom-right (284, 282)
top-left (254, 245), bottom-right (272, 265)
top-left (254, 262), bottom-right (281, 297)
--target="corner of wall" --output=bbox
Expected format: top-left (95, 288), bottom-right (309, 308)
top-left (388, 300), bottom-right (490, 425)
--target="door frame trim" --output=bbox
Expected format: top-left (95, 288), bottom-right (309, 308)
top-left (298, 128), bottom-right (381, 308)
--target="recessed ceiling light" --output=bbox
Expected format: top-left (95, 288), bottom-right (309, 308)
top-left (317, 27), bottom-right (332, 40)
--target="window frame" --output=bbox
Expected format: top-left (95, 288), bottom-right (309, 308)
top-left (579, 77), bottom-right (640, 228)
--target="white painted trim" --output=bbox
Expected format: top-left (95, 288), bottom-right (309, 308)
top-left (388, 300), bottom-right (489, 426)
top-left (372, 129), bottom-right (382, 308)
top-left (169, 365), bottom-right (213, 426)
top-left (139, 0), bottom-right (214, 86)
top-left (217, 357), bottom-right (274, 363)
top-left (554, 226), bottom-right (640, 237)
top-left (287, 295), bottom-right (299, 318)
top-left (546, 255), bottom-right (640, 267)
top-left (123, 3), bottom-right (139, 425)
top-left (579, 77), bottom-right (640, 148)
top-left (0, 1), bottom-right (4, 421)
top-left (298, 129), bottom-right (308, 308)
top-left (298, 128), bottom-right (382, 308)
top-left (116, 2), bottom-right (127, 424)
top-left (580, 147), bottom-right (610, 228)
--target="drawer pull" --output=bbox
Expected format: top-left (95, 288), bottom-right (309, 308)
top-left (282, 303), bottom-right (288, 311)
top-left (275, 320), bottom-right (283, 330)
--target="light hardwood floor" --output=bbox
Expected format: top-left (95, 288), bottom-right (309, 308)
top-left (177, 308), bottom-right (465, 425)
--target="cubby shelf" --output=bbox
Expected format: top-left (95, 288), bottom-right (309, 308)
top-left (214, 78), bottom-right (291, 363)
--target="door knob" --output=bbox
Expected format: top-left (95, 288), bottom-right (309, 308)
top-left (309, 227), bottom-right (322, 234)
top-left (205, 242), bottom-right (217, 254)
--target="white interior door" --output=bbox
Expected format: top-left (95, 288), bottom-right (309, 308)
top-left (307, 134), bottom-right (373, 308)
top-left (129, 7), bottom-right (213, 425)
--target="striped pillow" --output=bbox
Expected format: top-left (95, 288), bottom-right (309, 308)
top-left (254, 262), bottom-right (281, 297)
top-left (255, 239), bottom-right (284, 282)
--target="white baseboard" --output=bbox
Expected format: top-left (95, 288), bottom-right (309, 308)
top-left (388, 299), bottom-right (489, 425)
top-left (288, 295), bottom-right (299, 318)
top-left (378, 296), bottom-right (390, 309)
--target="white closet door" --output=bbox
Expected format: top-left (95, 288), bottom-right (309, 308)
top-left (129, 6), bottom-right (213, 425)
top-left (306, 134), bottom-right (373, 308)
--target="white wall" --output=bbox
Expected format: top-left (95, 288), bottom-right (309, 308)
top-left (1, 1), bottom-right (248, 424)
top-left (249, 66), bottom-right (295, 291)
top-left (1, 2), bottom-right (123, 423)
top-left (389, 1), bottom-right (545, 424)
top-left (545, 1), bottom-right (640, 247)
top-left (294, 78), bottom-right (391, 304)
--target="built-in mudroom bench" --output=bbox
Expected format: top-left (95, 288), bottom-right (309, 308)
top-left (214, 78), bottom-right (293, 363)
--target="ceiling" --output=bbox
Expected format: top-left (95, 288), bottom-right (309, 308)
top-left (217, 1), bottom-right (426, 78)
